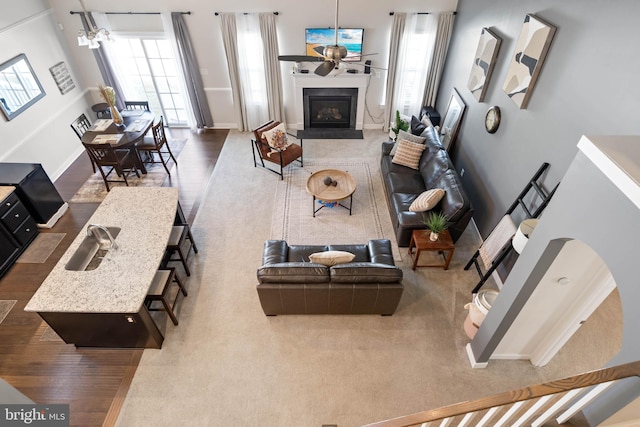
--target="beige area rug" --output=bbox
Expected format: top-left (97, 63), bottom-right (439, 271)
top-left (271, 158), bottom-right (401, 260)
top-left (116, 130), bottom-right (621, 427)
top-left (15, 233), bottom-right (66, 263)
top-left (0, 300), bottom-right (17, 325)
top-left (69, 138), bottom-right (186, 203)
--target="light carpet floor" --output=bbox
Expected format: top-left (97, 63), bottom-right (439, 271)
top-left (115, 130), bottom-right (622, 427)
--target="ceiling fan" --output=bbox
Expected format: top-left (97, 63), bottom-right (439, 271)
top-left (278, 0), bottom-right (377, 76)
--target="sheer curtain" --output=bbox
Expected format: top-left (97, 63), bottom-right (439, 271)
top-left (391, 13), bottom-right (438, 120)
top-left (383, 13), bottom-right (406, 132)
top-left (259, 13), bottom-right (285, 122)
top-left (220, 13), bottom-right (283, 131)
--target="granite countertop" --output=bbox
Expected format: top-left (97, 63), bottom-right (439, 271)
top-left (0, 186), bottom-right (16, 201)
top-left (24, 187), bottom-right (179, 313)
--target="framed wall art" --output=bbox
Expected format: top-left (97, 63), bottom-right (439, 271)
top-left (0, 53), bottom-right (46, 121)
top-left (502, 14), bottom-right (556, 109)
top-left (49, 62), bottom-right (75, 95)
top-left (467, 28), bottom-right (502, 102)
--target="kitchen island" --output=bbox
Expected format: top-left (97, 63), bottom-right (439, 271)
top-left (25, 187), bottom-right (179, 348)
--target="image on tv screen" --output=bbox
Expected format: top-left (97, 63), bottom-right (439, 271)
top-left (305, 28), bottom-right (364, 62)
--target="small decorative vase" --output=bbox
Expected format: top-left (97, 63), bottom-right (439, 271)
top-left (110, 105), bottom-right (124, 126)
top-left (429, 231), bottom-right (439, 242)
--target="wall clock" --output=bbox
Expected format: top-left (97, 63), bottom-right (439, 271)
top-left (485, 106), bottom-right (501, 133)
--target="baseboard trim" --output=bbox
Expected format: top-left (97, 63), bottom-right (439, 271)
top-left (466, 343), bottom-right (488, 369)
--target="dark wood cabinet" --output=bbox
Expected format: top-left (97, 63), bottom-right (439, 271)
top-left (0, 189), bottom-right (39, 278)
top-left (0, 163), bottom-right (66, 225)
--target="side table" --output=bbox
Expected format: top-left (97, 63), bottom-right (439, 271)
top-left (408, 229), bottom-right (455, 270)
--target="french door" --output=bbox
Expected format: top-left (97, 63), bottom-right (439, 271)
top-left (108, 37), bottom-right (188, 127)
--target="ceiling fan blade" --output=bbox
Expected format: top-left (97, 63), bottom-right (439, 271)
top-left (315, 61), bottom-right (336, 77)
top-left (278, 55), bottom-right (325, 62)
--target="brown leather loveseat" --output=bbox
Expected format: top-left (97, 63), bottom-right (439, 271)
top-left (257, 240), bottom-right (403, 315)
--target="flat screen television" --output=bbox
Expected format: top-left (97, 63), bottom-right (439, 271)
top-left (305, 28), bottom-right (364, 62)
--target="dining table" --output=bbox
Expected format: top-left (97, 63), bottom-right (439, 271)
top-left (81, 109), bottom-right (155, 174)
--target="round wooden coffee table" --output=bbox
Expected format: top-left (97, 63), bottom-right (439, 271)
top-left (306, 169), bottom-right (356, 217)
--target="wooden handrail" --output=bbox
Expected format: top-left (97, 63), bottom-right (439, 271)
top-left (362, 360), bottom-right (640, 427)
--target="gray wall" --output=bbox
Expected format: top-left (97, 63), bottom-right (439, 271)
top-left (437, 0), bottom-right (640, 237)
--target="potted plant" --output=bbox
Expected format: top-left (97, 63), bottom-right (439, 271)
top-left (391, 110), bottom-right (409, 141)
top-left (423, 211), bottom-right (448, 241)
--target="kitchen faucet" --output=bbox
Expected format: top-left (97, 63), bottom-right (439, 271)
top-left (87, 224), bottom-right (119, 250)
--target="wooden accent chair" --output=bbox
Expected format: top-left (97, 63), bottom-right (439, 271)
top-left (82, 142), bottom-right (140, 191)
top-left (251, 121), bottom-right (303, 179)
top-left (70, 113), bottom-right (96, 172)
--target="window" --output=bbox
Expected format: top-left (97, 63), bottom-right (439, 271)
top-left (108, 37), bottom-right (188, 127)
top-left (392, 14), bottom-right (437, 117)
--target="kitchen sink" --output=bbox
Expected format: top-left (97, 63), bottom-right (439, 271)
top-left (65, 227), bottom-right (121, 271)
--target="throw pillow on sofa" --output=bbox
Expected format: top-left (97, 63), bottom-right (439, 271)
top-left (391, 139), bottom-right (426, 170)
top-left (309, 250), bottom-right (356, 266)
top-left (390, 129), bottom-right (426, 156)
top-left (409, 188), bottom-right (446, 212)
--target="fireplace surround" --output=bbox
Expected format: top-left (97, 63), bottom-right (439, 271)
top-left (291, 73), bottom-right (370, 131)
top-left (304, 88), bottom-right (358, 129)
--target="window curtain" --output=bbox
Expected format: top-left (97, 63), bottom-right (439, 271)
top-left (169, 13), bottom-right (214, 129)
top-left (82, 12), bottom-right (125, 110)
top-left (259, 13), bottom-right (285, 122)
top-left (423, 12), bottom-right (456, 108)
top-left (392, 13), bottom-right (437, 121)
top-left (219, 14), bottom-right (246, 130)
top-left (383, 13), bottom-right (406, 132)
top-left (220, 13), bottom-right (281, 131)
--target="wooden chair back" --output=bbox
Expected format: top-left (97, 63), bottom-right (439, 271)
top-left (150, 116), bottom-right (167, 149)
top-left (70, 114), bottom-right (92, 139)
top-left (124, 101), bottom-right (150, 111)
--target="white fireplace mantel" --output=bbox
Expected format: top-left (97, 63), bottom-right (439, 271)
top-left (291, 72), bottom-right (370, 130)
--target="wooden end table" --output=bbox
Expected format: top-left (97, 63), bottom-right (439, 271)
top-left (408, 229), bottom-right (455, 270)
top-left (306, 169), bottom-right (356, 217)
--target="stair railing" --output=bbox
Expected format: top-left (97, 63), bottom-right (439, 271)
top-left (362, 360), bottom-right (640, 427)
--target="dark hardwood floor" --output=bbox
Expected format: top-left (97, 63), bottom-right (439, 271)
top-left (0, 127), bottom-right (228, 426)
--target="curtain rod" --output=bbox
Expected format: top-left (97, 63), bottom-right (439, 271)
top-left (214, 12), bottom-right (279, 16)
top-left (70, 11), bottom-right (191, 16)
top-left (389, 11), bottom-right (456, 15)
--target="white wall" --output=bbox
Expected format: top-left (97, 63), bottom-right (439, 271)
top-left (0, 2), bottom-right (94, 180)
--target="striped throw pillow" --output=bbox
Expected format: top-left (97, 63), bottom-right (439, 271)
top-left (409, 188), bottom-right (446, 212)
top-left (392, 139), bottom-right (426, 170)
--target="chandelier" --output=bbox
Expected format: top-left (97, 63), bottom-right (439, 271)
top-left (76, 0), bottom-right (112, 49)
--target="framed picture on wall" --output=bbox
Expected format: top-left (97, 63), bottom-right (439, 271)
top-left (502, 14), bottom-right (557, 109)
top-left (467, 28), bottom-right (502, 102)
top-left (440, 88), bottom-right (466, 152)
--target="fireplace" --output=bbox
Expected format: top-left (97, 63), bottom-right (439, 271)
top-left (303, 88), bottom-right (358, 130)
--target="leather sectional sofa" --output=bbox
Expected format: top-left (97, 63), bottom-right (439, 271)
top-left (380, 126), bottom-right (473, 247)
top-left (257, 239), bottom-right (403, 315)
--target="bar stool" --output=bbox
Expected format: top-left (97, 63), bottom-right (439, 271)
top-left (145, 267), bottom-right (187, 325)
top-left (164, 224), bottom-right (198, 276)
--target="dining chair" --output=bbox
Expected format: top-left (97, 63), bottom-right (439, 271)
top-left (70, 113), bottom-right (96, 172)
top-left (123, 101), bottom-right (150, 111)
top-left (82, 142), bottom-right (140, 191)
top-left (135, 116), bottom-right (177, 175)
top-left (145, 267), bottom-right (187, 326)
